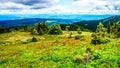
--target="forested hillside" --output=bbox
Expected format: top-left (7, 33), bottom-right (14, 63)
top-left (74, 15), bottom-right (120, 31)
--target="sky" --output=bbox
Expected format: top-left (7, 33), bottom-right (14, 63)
top-left (0, 0), bottom-right (120, 14)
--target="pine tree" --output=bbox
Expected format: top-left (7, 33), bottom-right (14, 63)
top-left (107, 22), bottom-right (111, 34)
top-left (96, 22), bottom-right (105, 37)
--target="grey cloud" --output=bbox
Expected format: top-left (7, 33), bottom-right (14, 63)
top-left (0, 0), bottom-right (54, 5)
top-left (0, 0), bottom-right (59, 9)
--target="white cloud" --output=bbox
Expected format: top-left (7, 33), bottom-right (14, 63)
top-left (0, 0), bottom-right (120, 14)
top-left (0, 5), bottom-right (82, 14)
top-left (72, 0), bottom-right (108, 7)
top-left (72, 0), bottom-right (120, 14)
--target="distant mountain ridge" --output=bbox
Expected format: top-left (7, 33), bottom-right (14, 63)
top-left (0, 18), bottom-right (81, 27)
top-left (74, 15), bottom-right (120, 31)
top-left (0, 14), bottom-right (113, 21)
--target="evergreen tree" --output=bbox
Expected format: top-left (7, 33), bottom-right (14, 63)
top-left (96, 22), bottom-right (105, 37)
top-left (107, 22), bottom-right (111, 34)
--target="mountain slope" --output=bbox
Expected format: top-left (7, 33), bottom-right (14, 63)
top-left (74, 15), bottom-right (120, 31)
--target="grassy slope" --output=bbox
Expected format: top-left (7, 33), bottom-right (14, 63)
top-left (0, 31), bottom-right (120, 68)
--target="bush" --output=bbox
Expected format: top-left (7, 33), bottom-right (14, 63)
top-left (30, 29), bottom-right (38, 35)
top-left (22, 39), bottom-right (31, 44)
top-left (92, 51), bottom-right (101, 60)
top-left (0, 59), bottom-right (9, 64)
top-left (22, 37), bottom-right (37, 44)
top-left (68, 32), bottom-right (73, 38)
top-left (91, 33), bottom-right (96, 37)
top-left (91, 37), bottom-right (111, 45)
top-left (101, 38), bottom-right (111, 43)
top-left (75, 35), bottom-right (85, 40)
top-left (31, 37), bottom-right (37, 42)
top-left (73, 55), bottom-right (83, 63)
top-left (75, 35), bottom-right (80, 40)
top-left (49, 25), bottom-right (63, 35)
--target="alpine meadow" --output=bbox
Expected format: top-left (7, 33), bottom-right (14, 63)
top-left (0, 0), bottom-right (120, 68)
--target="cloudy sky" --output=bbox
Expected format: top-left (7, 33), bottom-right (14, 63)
top-left (0, 0), bottom-right (120, 14)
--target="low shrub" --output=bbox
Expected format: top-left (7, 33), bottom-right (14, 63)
top-left (22, 39), bottom-right (31, 44)
top-left (100, 38), bottom-right (111, 43)
top-left (31, 37), bottom-right (37, 42)
top-left (91, 33), bottom-right (96, 37)
top-left (75, 35), bottom-right (80, 40)
top-left (75, 35), bottom-right (85, 40)
top-left (92, 51), bottom-right (101, 60)
top-left (68, 32), bottom-right (73, 38)
top-left (91, 37), bottom-right (111, 45)
top-left (0, 59), bottom-right (9, 64)
top-left (22, 37), bottom-right (37, 44)
top-left (73, 55), bottom-right (83, 63)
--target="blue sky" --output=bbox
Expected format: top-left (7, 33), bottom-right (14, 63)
top-left (0, 0), bottom-right (120, 14)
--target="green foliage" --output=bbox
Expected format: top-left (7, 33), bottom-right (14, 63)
top-left (69, 24), bottom-right (80, 31)
top-left (107, 22), bottom-right (111, 34)
top-left (30, 28), bottom-right (38, 35)
top-left (0, 27), bottom-right (10, 34)
top-left (77, 28), bottom-right (82, 35)
top-left (22, 39), bottom-right (31, 44)
top-left (91, 22), bottom-right (111, 45)
top-left (96, 22), bottom-right (106, 37)
top-left (75, 35), bottom-right (85, 40)
top-left (75, 35), bottom-right (80, 40)
top-left (68, 32), bottom-right (73, 38)
top-left (73, 55), bottom-right (83, 63)
top-left (22, 37), bottom-right (37, 44)
top-left (0, 59), bottom-right (9, 64)
top-left (66, 25), bottom-right (70, 31)
top-left (111, 22), bottom-right (120, 38)
top-left (92, 51), bottom-right (101, 60)
top-left (60, 24), bottom-right (82, 31)
top-left (23, 25), bottom-right (31, 32)
top-left (91, 35), bottom-right (111, 45)
top-left (91, 33), bottom-right (96, 37)
top-left (31, 23), bottom-right (49, 35)
top-left (31, 37), bottom-right (38, 42)
top-left (49, 25), bottom-right (63, 35)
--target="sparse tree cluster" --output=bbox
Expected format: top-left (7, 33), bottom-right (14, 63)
top-left (31, 23), bottom-right (63, 35)
top-left (91, 21), bottom-right (120, 45)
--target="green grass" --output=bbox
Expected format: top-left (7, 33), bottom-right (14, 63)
top-left (0, 31), bottom-right (120, 68)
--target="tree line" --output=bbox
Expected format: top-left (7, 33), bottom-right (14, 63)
top-left (0, 21), bottom-right (120, 38)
